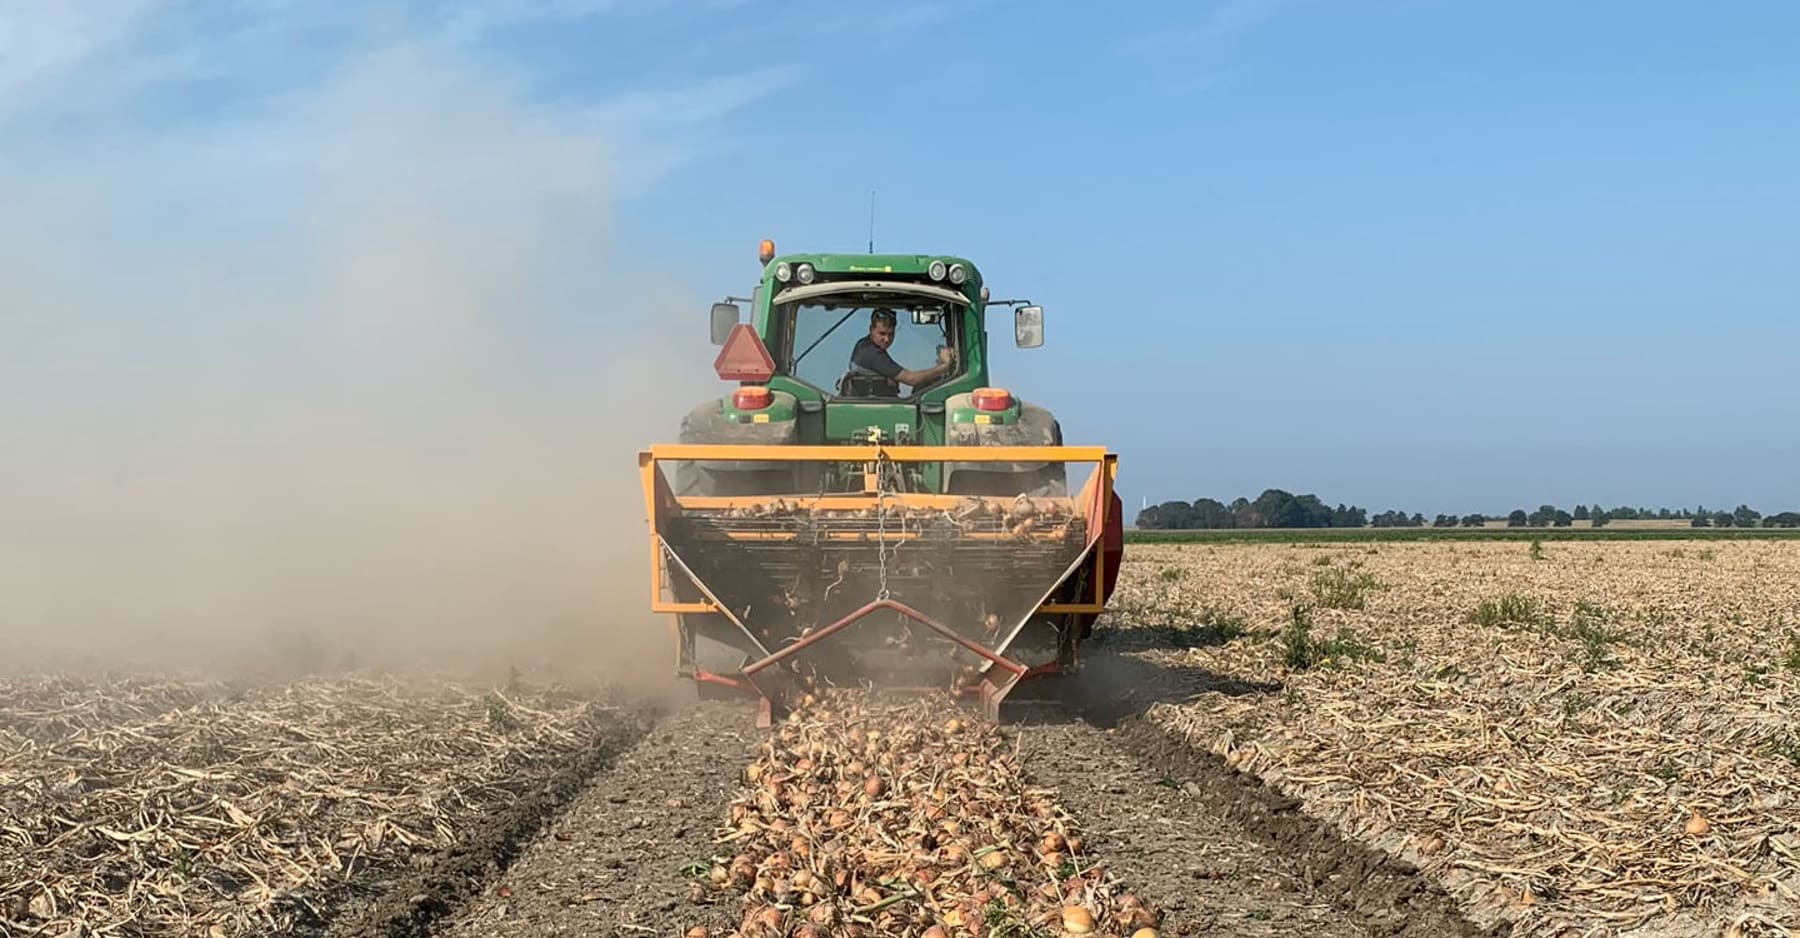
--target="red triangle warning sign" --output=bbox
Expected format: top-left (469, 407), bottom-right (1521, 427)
top-left (713, 324), bottom-right (776, 382)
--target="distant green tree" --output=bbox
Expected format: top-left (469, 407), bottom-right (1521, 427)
top-left (1461, 513), bottom-right (1486, 527)
top-left (1192, 498), bottom-right (1235, 529)
top-left (1288, 494), bottom-right (1338, 528)
top-left (1554, 510), bottom-right (1573, 527)
top-left (1572, 505), bottom-right (1589, 521)
top-left (1734, 505), bottom-right (1761, 528)
top-left (1136, 500), bottom-right (1197, 529)
top-left (1507, 510), bottom-right (1528, 527)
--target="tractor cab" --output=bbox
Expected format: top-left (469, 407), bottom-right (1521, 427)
top-left (689, 240), bottom-right (1057, 495)
top-left (707, 240), bottom-right (1043, 400)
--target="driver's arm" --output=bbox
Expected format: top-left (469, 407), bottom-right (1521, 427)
top-left (895, 353), bottom-right (954, 387)
top-left (856, 343), bottom-right (954, 387)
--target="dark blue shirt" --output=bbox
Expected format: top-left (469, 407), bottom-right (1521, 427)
top-left (850, 336), bottom-right (903, 380)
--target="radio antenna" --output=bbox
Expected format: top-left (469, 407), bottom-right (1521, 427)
top-left (867, 189), bottom-right (875, 253)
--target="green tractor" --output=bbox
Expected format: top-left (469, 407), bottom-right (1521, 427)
top-left (682, 242), bottom-right (1066, 498)
top-left (640, 240), bottom-right (1123, 721)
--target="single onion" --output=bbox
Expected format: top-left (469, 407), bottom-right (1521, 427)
top-left (1061, 905), bottom-right (1096, 934)
top-left (1685, 810), bottom-right (1710, 836)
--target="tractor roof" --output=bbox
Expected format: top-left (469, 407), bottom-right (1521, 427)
top-left (765, 252), bottom-right (983, 285)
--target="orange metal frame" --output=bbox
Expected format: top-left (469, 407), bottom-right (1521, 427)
top-left (638, 444), bottom-right (1117, 617)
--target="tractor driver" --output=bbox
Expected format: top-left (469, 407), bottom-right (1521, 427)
top-left (843, 308), bottom-right (955, 397)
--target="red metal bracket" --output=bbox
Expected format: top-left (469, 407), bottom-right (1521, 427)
top-left (693, 669), bottom-right (751, 692)
top-left (741, 598), bottom-right (1028, 678)
top-left (736, 598), bottom-right (1032, 725)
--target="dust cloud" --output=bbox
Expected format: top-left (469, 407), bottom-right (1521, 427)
top-left (0, 44), bottom-right (722, 695)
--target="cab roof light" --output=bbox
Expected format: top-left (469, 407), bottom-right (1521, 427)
top-left (971, 387), bottom-right (1013, 412)
top-left (759, 239), bottom-right (776, 264)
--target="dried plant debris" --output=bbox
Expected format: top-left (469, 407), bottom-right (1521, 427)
top-left (0, 673), bottom-right (610, 937)
top-left (1106, 541), bottom-right (1800, 936)
top-left (0, 675), bottom-right (230, 745)
top-left (687, 692), bottom-right (1162, 938)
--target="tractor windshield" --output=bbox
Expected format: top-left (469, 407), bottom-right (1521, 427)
top-left (778, 295), bottom-right (962, 399)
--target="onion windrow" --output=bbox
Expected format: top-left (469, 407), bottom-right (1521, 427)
top-left (690, 690), bottom-right (1161, 937)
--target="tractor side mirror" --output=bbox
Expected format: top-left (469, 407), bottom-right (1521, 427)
top-left (1014, 305), bottom-right (1044, 348)
top-left (710, 302), bottom-right (740, 345)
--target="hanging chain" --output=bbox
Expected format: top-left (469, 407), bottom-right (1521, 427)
top-left (873, 442), bottom-right (893, 601)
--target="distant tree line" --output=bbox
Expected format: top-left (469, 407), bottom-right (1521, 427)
top-left (1134, 491), bottom-right (1800, 530)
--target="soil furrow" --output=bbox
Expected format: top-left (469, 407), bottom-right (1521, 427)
top-left (320, 700), bottom-right (661, 938)
top-left (407, 687), bottom-right (1484, 937)
top-left (434, 701), bottom-right (759, 937)
top-left (1017, 708), bottom-right (1494, 937)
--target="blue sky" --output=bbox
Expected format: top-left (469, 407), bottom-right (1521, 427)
top-left (4, 0), bottom-right (1798, 518)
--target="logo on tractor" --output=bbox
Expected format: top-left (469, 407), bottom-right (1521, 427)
top-left (713, 324), bottom-right (776, 382)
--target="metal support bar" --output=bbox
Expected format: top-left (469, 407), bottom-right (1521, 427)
top-left (647, 444), bottom-right (1110, 464)
top-left (741, 597), bottom-right (1029, 678)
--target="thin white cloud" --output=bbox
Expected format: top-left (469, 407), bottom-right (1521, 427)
top-left (431, 0), bottom-right (625, 44)
top-left (0, 0), bottom-right (165, 118)
top-left (1112, 0), bottom-right (1289, 54)
top-left (578, 64), bottom-right (801, 194)
top-left (803, 0), bottom-right (969, 39)
top-left (0, 1), bottom-right (797, 195)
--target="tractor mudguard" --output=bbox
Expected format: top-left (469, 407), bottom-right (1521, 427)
top-left (944, 397), bottom-right (1067, 495)
top-left (677, 398), bottom-right (797, 466)
top-left (674, 398), bottom-right (800, 496)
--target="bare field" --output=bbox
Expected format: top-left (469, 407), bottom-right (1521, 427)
top-left (1103, 539), bottom-right (1800, 937)
top-left (13, 540), bottom-right (1791, 937)
top-left (0, 667), bottom-right (1484, 938)
top-left (0, 673), bottom-right (640, 937)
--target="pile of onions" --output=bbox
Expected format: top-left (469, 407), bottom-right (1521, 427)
top-left (687, 692), bottom-right (1161, 937)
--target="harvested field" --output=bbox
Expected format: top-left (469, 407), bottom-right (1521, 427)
top-left (1105, 539), bottom-right (1800, 937)
top-left (0, 672), bottom-right (647, 938)
top-left (24, 540), bottom-right (1779, 937)
top-left (440, 692), bottom-right (1481, 938)
top-left (0, 660), bottom-right (1483, 938)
